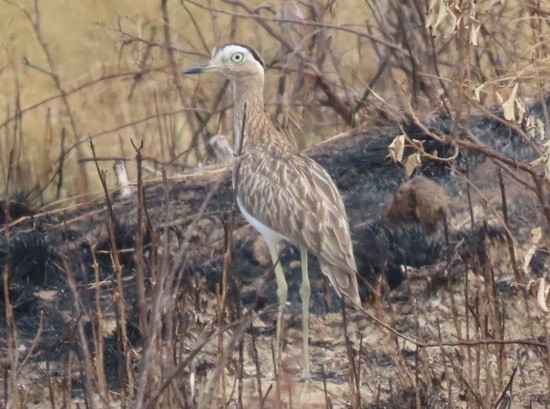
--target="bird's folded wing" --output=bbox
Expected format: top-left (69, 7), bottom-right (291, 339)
top-left (237, 146), bottom-right (357, 274)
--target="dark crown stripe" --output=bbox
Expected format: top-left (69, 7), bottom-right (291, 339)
top-left (220, 43), bottom-right (265, 69)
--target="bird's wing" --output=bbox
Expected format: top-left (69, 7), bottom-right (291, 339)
top-left (237, 145), bottom-right (357, 274)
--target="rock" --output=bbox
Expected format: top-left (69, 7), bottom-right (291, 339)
top-left (384, 176), bottom-right (449, 232)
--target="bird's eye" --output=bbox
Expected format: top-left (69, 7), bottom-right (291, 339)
top-left (231, 52), bottom-right (244, 63)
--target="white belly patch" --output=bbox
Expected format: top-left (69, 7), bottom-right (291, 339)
top-left (237, 196), bottom-right (285, 246)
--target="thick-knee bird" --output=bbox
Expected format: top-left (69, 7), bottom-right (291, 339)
top-left (184, 44), bottom-right (360, 380)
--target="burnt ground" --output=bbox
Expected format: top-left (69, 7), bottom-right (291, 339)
top-left (1, 98), bottom-right (550, 408)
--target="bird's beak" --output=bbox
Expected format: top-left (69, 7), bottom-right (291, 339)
top-left (183, 60), bottom-right (218, 74)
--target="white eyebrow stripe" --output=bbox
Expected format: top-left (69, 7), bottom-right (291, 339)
top-left (219, 43), bottom-right (264, 65)
top-left (221, 44), bottom-right (250, 56)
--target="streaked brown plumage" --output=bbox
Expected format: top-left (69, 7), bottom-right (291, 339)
top-left (184, 43), bottom-right (359, 380)
top-left (238, 144), bottom-right (359, 302)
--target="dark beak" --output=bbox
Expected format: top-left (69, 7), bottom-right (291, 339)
top-left (183, 61), bottom-right (210, 74)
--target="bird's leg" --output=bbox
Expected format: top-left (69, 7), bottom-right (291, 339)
top-left (268, 243), bottom-right (287, 376)
top-left (299, 246), bottom-right (311, 380)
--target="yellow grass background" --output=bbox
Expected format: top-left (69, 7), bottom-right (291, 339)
top-left (0, 0), bottom-right (547, 205)
top-left (0, 1), bottom-right (204, 202)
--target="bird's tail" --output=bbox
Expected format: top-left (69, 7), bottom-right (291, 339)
top-left (319, 261), bottom-right (361, 307)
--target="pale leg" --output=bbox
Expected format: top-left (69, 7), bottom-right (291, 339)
top-left (267, 242), bottom-right (287, 375)
top-left (299, 246), bottom-right (311, 380)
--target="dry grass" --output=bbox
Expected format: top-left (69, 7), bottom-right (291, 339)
top-left (0, 0), bottom-right (545, 205)
top-left (1, 0), bottom-right (550, 408)
top-left (0, 0), bottom-right (379, 203)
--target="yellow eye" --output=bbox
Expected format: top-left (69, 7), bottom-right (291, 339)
top-left (231, 52), bottom-right (244, 63)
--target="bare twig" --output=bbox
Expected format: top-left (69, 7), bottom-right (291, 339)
top-left (89, 136), bottom-right (133, 396)
top-left (131, 139), bottom-right (149, 339)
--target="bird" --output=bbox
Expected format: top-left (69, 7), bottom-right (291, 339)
top-left (112, 160), bottom-right (134, 199)
top-left (184, 43), bottom-right (360, 380)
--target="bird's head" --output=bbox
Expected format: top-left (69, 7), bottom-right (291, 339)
top-left (183, 43), bottom-right (265, 82)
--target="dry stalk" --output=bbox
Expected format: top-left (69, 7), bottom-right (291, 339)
top-left (135, 139), bottom-right (228, 408)
top-left (2, 149), bottom-right (21, 408)
top-left (250, 332), bottom-right (263, 407)
top-left (142, 315), bottom-right (254, 409)
top-left (237, 327), bottom-right (244, 409)
top-left (91, 244), bottom-right (108, 395)
top-left (45, 360), bottom-right (56, 409)
top-left (189, 0), bottom-right (403, 51)
top-left (131, 139), bottom-right (149, 340)
top-left (64, 259), bottom-right (98, 409)
top-left (357, 300), bottom-right (547, 349)
top-left (186, 0), bottom-right (365, 126)
top-left (436, 323), bottom-right (454, 407)
top-left (62, 352), bottom-right (73, 408)
top-left (444, 344), bottom-right (490, 409)
top-left (320, 364), bottom-right (332, 409)
top-left (212, 104), bottom-right (246, 406)
top-left (55, 128), bottom-right (66, 200)
top-left (157, 168), bottom-right (188, 408)
top-left (465, 168), bottom-right (475, 394)
top-left (341, 306), bottom-right (360, 408)
top-left (89, 136), bottom-right (133, 397)
top-left (14, 312), bottom-right (44, 380)
top-left (161, 0), bottom-right (199, 165)
top-left (3, 0), bottom-right (90, 195)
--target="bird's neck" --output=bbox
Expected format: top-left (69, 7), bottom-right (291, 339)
top-left (232, 76), bottom-right (284, 152)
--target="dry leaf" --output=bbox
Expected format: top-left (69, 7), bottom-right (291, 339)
top-left (495, 90), bottom-right (504, 105)
top-left (516, 98), bottom-right (526, 123)
top-left (473, 83), bottom-right (485, 101)
top-left (536, 278), bottom-right (549, 314)
top-left (404, 153), bottom-right (422, 178)
top-left (426, 0), bottom-right (446, 30)
top-left (525, 115), bottom-right (547, 140)
top-left (388, 134), bottom-right (406, 163)
top-left (464, 2), bottom-right (480, 45)
top-left (426, 0), bottom-right (460, 39)
top-left (487, 0), bottom-right (505, 9)
top-left (410, 138), bottom-right (425, 149)
top-left (470, 24), bottom-right (481, 45)
top-left (531, 227), bottom-right (542, 244)
top-left (523, 227), bottom-right (543, 273)
top-left (501, 83), bottom-right (518, 121)
top-left (531, 141), bottom-right (550, 181)
top-left (499, 83), bottom-right (521, 123)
